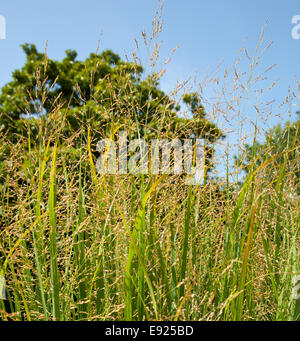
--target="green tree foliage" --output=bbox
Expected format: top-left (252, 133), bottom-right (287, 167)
top-left (236, 113), bottom-right (300, 193)
top-left (0, 44), bottom-right (225, 192)
top-left (0, 44), bottom-right (224, 145)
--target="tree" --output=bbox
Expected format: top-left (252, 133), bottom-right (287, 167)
top-left (236, 112), bottom-right (300, 193)
top-left (0, 44), bottom-right (224, 171)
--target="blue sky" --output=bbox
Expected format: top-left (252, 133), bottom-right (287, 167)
top-left (0, 1), bottom-right (299, 107)
top-left (0, 1), bottom-right (299, 96)
top-left (0, 0), bottom-right (299, 177)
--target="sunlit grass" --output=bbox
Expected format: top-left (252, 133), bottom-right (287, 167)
top-left (0, 4), bottom-right (299, 321)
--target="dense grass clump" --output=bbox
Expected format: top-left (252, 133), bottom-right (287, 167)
top-left (0, 102), bottom-right (298, 321)
top-left (0, 7), bottom-right (299, 321)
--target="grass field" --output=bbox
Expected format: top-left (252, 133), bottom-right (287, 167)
top-left (0, 102), bottom-right (299, 321)
top-left (0, 9), bottom-right (299, 321)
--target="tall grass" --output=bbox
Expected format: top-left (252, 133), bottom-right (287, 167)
top-left (0, 6), bottom-right (299, 321)
top-left (0, 122), bottom-right (298, 320)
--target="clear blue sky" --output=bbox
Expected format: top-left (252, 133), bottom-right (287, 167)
top-left (0, 0), bottom-right (299, 109)
top-left (0, 1), bottom-right (299, 95)
top-left (0, 0), bottom-right (299, 176)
